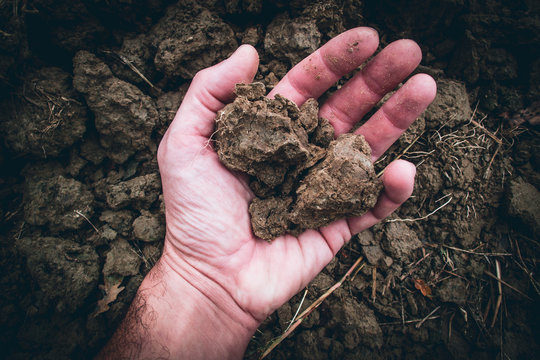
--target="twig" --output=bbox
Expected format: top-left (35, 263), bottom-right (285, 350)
top-left (484, 142), bottom-right (502, 179)
top-left (372, 267), bottom-right (377, 303)
top-left (100, 50), bottom-right (159, 90)
top-left (484, 270), bottom-right (532, 301)
top-left (448, 312), bottom-right (455, 340)
top-left (416, 306), bottom-right (441, 329)
top-left (510, 234), bottom-right (540, 296)
top-left (443, 269), bottom-right (468, 282)
top-left (399, 288), bottom-right (405, 326)
top-left (379, 315), bottom-right (440, 326)
top-left (483, 296), bottom-right (492, 324)
top-left (490, 260), bottom-right (503, 329)
top-left (118, 54), bottom-right (158, 90)
top-left (382, 275), bottom-right (392, 296)
top-left (442, 244), bottom-right (511, 257)
top-left (400, 252), bottom-right (432, 281)
top-left (259, 256), bottom-right (364, 359)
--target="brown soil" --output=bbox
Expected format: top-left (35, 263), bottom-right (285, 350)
top-left (216, 83), bottom-right (381, 239)
top-left (0, 1), bottom-right (539, 359)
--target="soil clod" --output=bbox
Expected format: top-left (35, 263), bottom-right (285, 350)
top-left (215, 83), bottom-right (382, 239)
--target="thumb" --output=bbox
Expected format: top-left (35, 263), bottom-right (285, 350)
top-left (170, 45), bottom-right (260, 138)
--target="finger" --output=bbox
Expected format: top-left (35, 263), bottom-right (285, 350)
top-left (268, 27), bottom-right (379, 105)
top-left (347, 159), bottom-right (416, 233)
top-left (307, 159), bottom-right (416, 258)
top-left (168, 45), bottom-right (259, 138)
top-left (319, 39), bottom-right (422, 136)
top-left (356, 73), bottom-right (437, 161)
top-left (272, 160), bottom-right (415, 295)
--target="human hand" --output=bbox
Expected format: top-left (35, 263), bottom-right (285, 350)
top-left (101, 28), bottom-right (436, 359)
top-left (158, 26), bottom-right (435, 321)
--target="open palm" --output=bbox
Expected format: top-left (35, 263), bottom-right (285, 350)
top-left (157, 28), bottom-right (436, 324)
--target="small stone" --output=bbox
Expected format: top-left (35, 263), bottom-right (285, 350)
top-left (383, 256), bottom-right (394, 268)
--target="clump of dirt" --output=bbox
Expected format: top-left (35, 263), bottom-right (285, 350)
top-left (0, 1), bottom-right (538, 359)
top-left (15, 236), bottom-right (99, 313)
top-left (23, 173), bottom-right (94, 232)
top-left (73, 51), bottom-right (158, 164)
top-left (0, 67), bottom-right (87, 158)
top-left (215, 83), bottom-right (382, 239)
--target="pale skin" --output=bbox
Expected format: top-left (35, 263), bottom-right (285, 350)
top-left (97, 28), bottom-right (437, 359)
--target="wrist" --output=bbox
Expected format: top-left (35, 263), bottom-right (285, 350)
top-left (136, 245), bottom-right (258, 359)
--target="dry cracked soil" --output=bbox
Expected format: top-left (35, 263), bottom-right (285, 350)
top-left (0, 1), bottom-right (539, 359)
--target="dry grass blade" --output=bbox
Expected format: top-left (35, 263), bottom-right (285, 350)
top-left (484, 270), bottom-right (532, 301)
top-left (442, 244), bottom-right (511, 257)
top-left (117, 53), bottom-right (158, 90)
top-left (74, 210), bottom-right (100, 234)
top-left (100, 50), bottom-right (159, 91)
top-left (416, 306), bottom-right (441, 329)
top-left (372, 267), bottom-right (377, 303)
top-left (490, 260), bottom-right (503, 329)
top-left (400, 251), bottom-right (432, 281)
top-left (377, 131), bottom-right (425, 177)
top-left (379, 316), bottom-right (441, 326)
top-left (284, 288), bottom-right (308, 333)
top-left (387, 196), bottom-right (452, 223)
top-left (259, 256), bottom-right (364, 359)
top-left (469, 118), bottom-right (503, 145)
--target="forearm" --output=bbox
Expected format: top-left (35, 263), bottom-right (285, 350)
top-left (97, 258), bottom-right (256, 360)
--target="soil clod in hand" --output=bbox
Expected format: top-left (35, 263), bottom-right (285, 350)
top-left (215, 83), bottom-right (382, 240)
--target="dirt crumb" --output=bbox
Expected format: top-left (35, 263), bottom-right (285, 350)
top-left (103, 238), bottom-right (142, 278)
top-left (216, 83), bottom-right (382, 239)
top-left (1, 67), bottom-right (87, 158)
top-left (23, 174), bottom-right (94, 232)
top-left (103, 173), bottom-right (161, 210)
top-left (16, 236), bottom-right (99, 313)
top-left (290, 133), bottom-right (382, 231)
top-left (382, 222), bottom-right (422, 260)
top-left (73, 51), bottom-right (157, 164)
top-left (264, 14), bottom-right (321, 66)
top-left (507, 177), bottom-right (540, 233)
top-left (150, 3), bottom-right (238, 79)
top-left (132, 210), bottom-right (165, 243)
